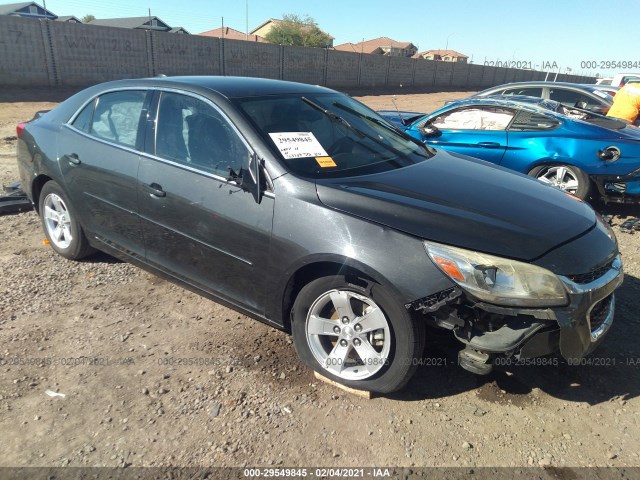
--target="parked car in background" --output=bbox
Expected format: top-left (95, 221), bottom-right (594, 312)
top-left (473, 81), bottom-right (613, 114)
top-left (609, 73), bottom-right (640, 87)
top-left (16, 77), bottom-right (623, 393)
top-left (379, 96), bottom-right (640, 204)
top-left (596, 78), bottom-right (613, 85)
top-left (592, 84), bottom-right (619, 98)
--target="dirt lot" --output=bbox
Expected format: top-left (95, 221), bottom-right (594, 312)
top-left (1, 88), bottom-right (640, 473)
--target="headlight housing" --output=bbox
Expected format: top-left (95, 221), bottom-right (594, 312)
top-left (424, 241), bottom-right (568, 308)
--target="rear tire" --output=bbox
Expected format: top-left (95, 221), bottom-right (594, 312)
top-left (39, 181), bottom-right (95, 260)
top-left (528, 164), bottom-right (592, 200)
top-left (291, 275), bottom-right (425, 394)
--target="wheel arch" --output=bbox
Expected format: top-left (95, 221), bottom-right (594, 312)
top-left (31, 174), bottom-right (53, 213)
top-left (278, 255), bottom-right (404, 333)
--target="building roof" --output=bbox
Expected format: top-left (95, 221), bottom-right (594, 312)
top-left (169, 26), bottom-right (190, 34)
top-left (0, 1), bottom-right (56, 18)
top-left (335, 37), bottom-right (416, 54)
top-left (0, 2), bottom-right (33, 14)
top-left (88, 16), bottom-right (171, 30)
top-left (199, 26), bottom-right (266, 42)
top-left (419, 49), bottom-right (468, 58)
top-left (56, 15), bottom-right (81, 22)
top-left (250, 18), bottom-right (334, 40)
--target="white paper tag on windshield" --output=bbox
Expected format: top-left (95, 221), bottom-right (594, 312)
top-left (269, 132), bottom-right (329, 159)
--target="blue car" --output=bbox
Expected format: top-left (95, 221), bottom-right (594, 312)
top-left (379, 97), bottom-right (640, 203)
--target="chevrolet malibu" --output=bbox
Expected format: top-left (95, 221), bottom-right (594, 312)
top-left (16, 77), bottom-right (623, 393)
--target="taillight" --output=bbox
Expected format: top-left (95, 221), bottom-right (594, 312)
top-left (16, 122), bottom-right (27, 138)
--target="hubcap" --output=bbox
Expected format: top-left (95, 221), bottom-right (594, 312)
top-left (305, 289), bottom-right (391, 381)
top-left (536, 166), bottom-right (580, 194)
top-left (43, 193), bottom-right (73, 249)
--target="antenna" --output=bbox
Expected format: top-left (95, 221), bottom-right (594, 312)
top-left (391, 95), bottom-right (406, 126)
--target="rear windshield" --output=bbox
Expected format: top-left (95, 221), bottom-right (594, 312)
top-left (233, 93), bottom-right (434, 178)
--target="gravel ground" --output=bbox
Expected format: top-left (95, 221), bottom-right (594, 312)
top-left (0, 90), bottom-right (639, 472)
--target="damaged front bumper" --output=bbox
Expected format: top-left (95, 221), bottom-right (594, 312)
top-left (591, 168), bottom-right (640, 204)
top-left (409, 255), bottom-right (624, 374)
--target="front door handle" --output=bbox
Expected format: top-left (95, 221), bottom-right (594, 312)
top-left (66, 153), bottom-right (81, 165)
top-left (145, 183), bottom-right (166, 198)
top-left (476, 142), bottom-right (501, 148)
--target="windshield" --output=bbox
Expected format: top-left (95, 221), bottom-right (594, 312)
top-left (233, 93), bottom-right (434, 178)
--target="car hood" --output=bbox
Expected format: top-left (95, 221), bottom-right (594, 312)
top-left (315, 150), bottom-right (596, 261)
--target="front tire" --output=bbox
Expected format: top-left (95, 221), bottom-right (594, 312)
top-left (291, 275), bottom-right (425, 394)
top-left (39, 181), bottom-right (95, 260)
top-left (529, 164), bottom-right (592, 200)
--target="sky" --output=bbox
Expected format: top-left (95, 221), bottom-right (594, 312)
top-left (39, 0), bottom-right (637, 77)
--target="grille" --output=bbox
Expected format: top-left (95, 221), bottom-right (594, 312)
top-left (567, 260), bottom-right (614, 284)
top-left (589, 294), bottom-right (613, 332)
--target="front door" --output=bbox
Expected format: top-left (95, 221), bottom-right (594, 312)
top-left (137, 91), bottom-right (274, 314)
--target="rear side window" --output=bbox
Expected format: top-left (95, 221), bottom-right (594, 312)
top-left (72, 100), bottom-right (94, 133)
top-left (91, 91), bottom-right (146, 148)
top-left (509, 110), bottom-right (560, 131)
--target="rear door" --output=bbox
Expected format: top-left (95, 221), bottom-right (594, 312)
top-left (137, 90), bottom-right (274, 314)
top-left (501, 109), bottom-right (562, 173)
top-left (418, 106), bottom-right (514, 164)
top-left (58, 89), bottom-right (150, 258)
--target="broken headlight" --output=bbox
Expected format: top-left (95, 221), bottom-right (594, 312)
top-left (424, 241), bottom-right (568, 308)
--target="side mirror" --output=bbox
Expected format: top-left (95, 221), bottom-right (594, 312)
top-left (420, 121), bottom-right (441, 138)
top-left (227, 153), bottom-right (262, 204)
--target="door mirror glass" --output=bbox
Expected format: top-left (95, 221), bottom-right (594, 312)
top-left (420, 121), bottom-right (441, 138)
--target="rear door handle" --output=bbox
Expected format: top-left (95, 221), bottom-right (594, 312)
top-left (476, 142), bottom-right (501, 148)
top-left (66, 153), bottom-right (81, 165)
top-left (145, 183), bottom-right (166, 198)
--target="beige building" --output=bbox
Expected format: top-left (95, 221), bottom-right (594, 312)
top-left (334, 37), bottom-right (417, 57)
top-left (199, 26), bottom-right (266, 42)
top-left (415, 49), bottom-right (468, 63)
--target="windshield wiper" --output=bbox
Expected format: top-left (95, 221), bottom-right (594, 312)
top-left (332, 101), bottom-right (432, 154)
top-left (302, 97), bottom-right (423, 162)
top-left (301, 97), bottom-right (364, 138)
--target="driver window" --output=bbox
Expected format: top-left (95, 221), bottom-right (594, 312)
top-left (155, 92), bottom-right (249, 177)
top-left (430, 107), bottom-right (515, 131)
top-left (548, 89), bottom-right (596, 109)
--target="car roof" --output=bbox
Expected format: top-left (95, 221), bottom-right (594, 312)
top-left (479, 81), bottom-right (602, 92)
top-left (88, 75), bottom-right (335, 99)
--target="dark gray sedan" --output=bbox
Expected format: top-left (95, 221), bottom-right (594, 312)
top-left (16, 77), bottom-right (623, 393)
top-left (474, 81), bottom-right (613, 114)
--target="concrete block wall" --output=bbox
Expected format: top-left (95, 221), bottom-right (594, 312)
top-left (0, 16), bottom-right (51, 86)
top-left (49, 22), bottom-right (149, 86)
top-left (325, 50), bottom-right (359, 88)
top-left (359, 54), bottom-right (388, 87)
top-left (283, 44), bottom-right (325, 85)
top-left (152, 31), bottom-right (220, 77)
top-left (223, 39), bottom-right (281, 79)
top-left (0, 16), bottom-right (596, 90)
top-left (387, 56), bottom-right (414, 88)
